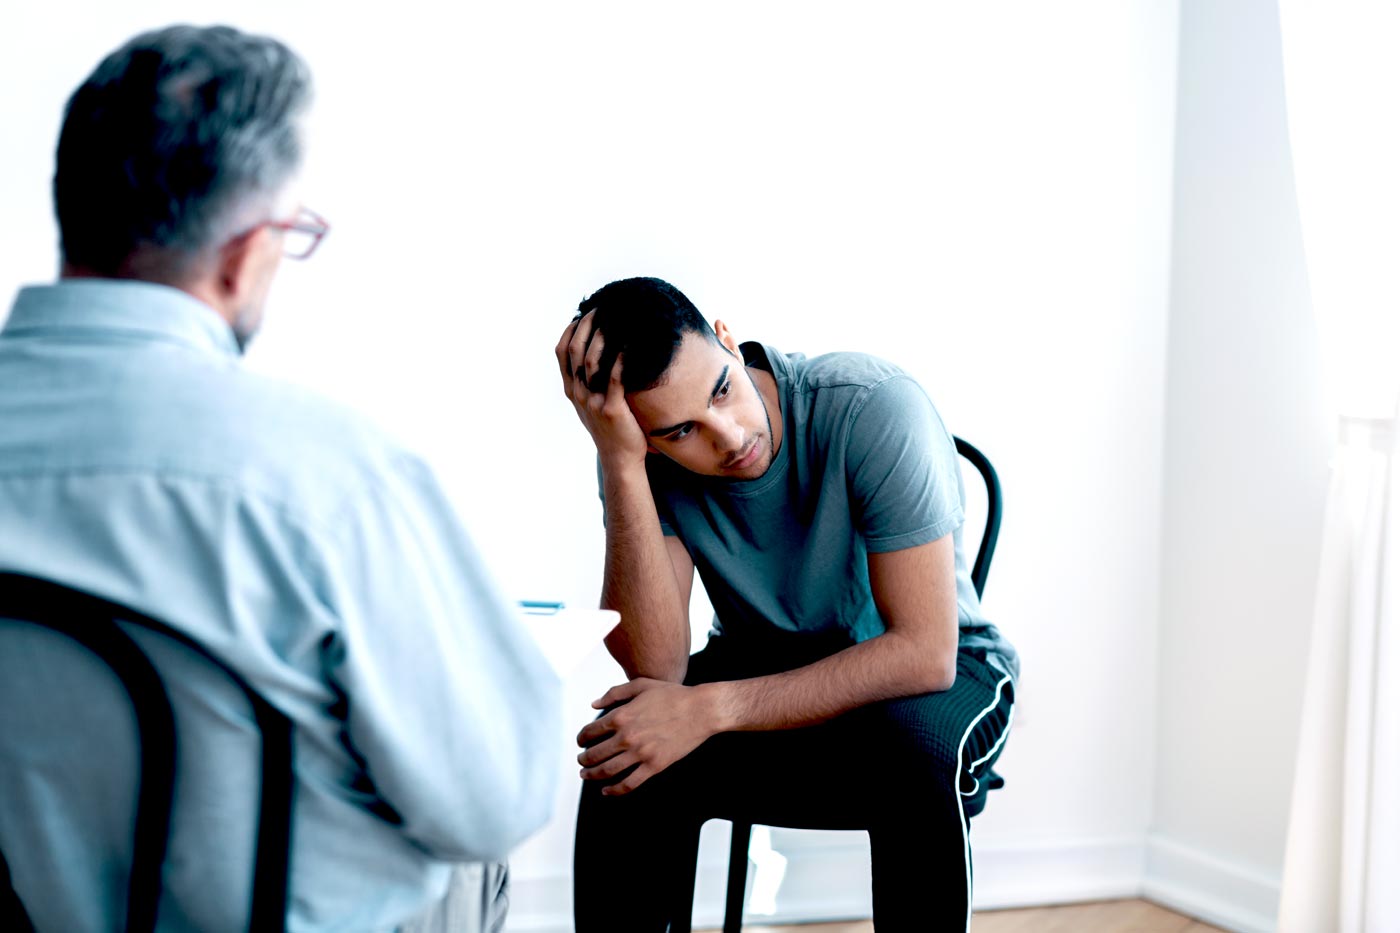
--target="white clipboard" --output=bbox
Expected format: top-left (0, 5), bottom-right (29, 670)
top-left (518, 606), bottom-right (619, 676)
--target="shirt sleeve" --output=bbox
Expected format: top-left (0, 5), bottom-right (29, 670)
top-left (845, 375), bottom-right (965, 553)
top-left (314, 451), bottom-right (562, 862)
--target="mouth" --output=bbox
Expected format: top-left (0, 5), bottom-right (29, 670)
top-left (727, 437), bottom-right (762, 471)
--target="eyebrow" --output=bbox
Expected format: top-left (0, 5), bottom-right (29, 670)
top-left (647, 364), bottom-right (731, 438)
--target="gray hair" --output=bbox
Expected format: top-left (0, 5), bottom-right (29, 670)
top-left (53, 24), bottom-right (312, 281)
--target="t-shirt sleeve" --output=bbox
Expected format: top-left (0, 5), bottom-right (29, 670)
top-left (596, 454), bottom-right (678, 536)
top-left (845, 375), bottom-right (964, 553)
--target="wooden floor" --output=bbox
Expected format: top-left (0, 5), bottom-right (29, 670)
top-left (702, 898), bottom-right (1227, 933)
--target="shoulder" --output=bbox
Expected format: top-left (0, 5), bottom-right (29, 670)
top-left (225, 366), bottom-right (392, 453)
top-left (164, 362), bottom-right (423, 527)
top-left (793, 350), bottom-right (912, 394)
top-left (789, 351), bottom-right (937, 429)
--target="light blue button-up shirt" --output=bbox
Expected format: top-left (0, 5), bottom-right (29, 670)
top-left (0, 280), bottom-right (561, 931)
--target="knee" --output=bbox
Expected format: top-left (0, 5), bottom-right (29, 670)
top-left (869, 694), bottom-right (966, 788)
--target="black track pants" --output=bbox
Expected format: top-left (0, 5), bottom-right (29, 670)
top-left (573, 638), bottom-right (1016, 932)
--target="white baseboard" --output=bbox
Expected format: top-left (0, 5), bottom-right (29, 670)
top-left (1142, 834), bottom-right (1280, 933)
top-left (972, 836), bottom-right (1147, 909)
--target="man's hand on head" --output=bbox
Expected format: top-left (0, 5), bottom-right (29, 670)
top-left (555, 310), bottom-right (649, 474)
top-left (576, 678), bottom-right (725, 796)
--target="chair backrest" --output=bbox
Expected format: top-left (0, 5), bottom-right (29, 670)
top-left (0, 572), bottom-right (295, 933)
top-left (953, 436), bottom-right (1003, 597)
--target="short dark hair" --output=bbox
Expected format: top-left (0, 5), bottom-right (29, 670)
top-left (576, 277), bottom-right (719, 393)
top-left (53, 24), bottom-right (312, 280)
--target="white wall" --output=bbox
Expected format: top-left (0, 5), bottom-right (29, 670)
top-left (1149, 1), bottom-right (1333, 930)
top-left (1, 2), bottom-right (1184, 928)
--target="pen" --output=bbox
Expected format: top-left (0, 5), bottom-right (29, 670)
top-left (519, 600), bottom-right (566, 614)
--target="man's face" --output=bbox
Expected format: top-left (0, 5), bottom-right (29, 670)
top-left (627, 330), bottom-right (777, 480)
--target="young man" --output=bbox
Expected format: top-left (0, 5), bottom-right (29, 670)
top-left (0, 26), bottom-right (558, 931)
top-left (557, 277), bottom-right (1019, 931)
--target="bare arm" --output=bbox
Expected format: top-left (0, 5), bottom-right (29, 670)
top-left (556, 311), bottom-right (694, 682)
top-left (708, 534), bottom-right (959, 730)
top-left (578, 534), bottom-right (959, 794)
top-left (599, 475), bottom-right (693, 682)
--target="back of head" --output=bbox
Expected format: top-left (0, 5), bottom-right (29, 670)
top-left (577, 277), bottom-right (718, 393)
top-left (53, 24), bottom-right (311, 284)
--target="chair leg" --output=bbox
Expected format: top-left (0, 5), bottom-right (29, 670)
top-left (723, 822), bottom-right (752, 933)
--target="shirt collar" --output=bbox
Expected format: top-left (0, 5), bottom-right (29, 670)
top-left (2, 279), bottom-right (242, 357)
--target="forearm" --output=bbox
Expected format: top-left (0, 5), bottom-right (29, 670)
top-left (703, 628), bottom-right (955, 733)
top-left (600, 466), bottom-right (690, 682)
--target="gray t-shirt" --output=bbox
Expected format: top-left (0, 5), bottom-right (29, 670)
top-left (616, 342), bottom-right (1018, 682)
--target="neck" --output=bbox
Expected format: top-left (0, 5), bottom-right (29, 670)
top-left (60, 263), bottom-right (228, 321)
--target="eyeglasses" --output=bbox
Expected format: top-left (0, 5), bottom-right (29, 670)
top-left (266, 207), bottom-right (330, 260)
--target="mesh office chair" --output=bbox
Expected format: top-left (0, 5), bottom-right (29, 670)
top-left (677, 435), bottom-right (1004, 933)
top-left (0, 573), bottom-right (295, 933)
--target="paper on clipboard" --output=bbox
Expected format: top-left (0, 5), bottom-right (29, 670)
top-left (519, 607), bottom-right (619, 676)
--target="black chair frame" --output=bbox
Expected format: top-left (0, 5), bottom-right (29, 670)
top-left (680, 435), bottom-right (1003, 933)
top-left (0, 573), bottom-right (295, 933)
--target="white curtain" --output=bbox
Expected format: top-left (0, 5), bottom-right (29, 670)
top-left (1276, 2), bottom-right (1400, 931)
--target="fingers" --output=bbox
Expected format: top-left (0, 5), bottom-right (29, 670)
top-left (573, 724), bottom-right (657, 793)
top-left (577, 733), bottom-right (622, 768)
top-left (555, 313), bottom-right (586, 391)
top-left (591, 677), bottom-right (644, 710)
top-left (583, 330), bottom-right (607, 391)
top-left (567, 310), bottom-right (597, 386)
top-left (583, 752), bottom-right (639, 783)
top-left (574, 730), bottom-right (649, 789)
top-left (557, 308), bottom-right (629, 408)
top-left (600, 353), bottom-right (627, 409)
top-left (576, 703), bottom-right (627, 746)
top-left (601, 764), bottom-right (654, 796)
top-left (576, 717), bottom-right (610, 748)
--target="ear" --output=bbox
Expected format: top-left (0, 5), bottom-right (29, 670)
top-left (215, 226), bottom-right (273, 305)
top-left (713, 319), bottom-right (741, 357)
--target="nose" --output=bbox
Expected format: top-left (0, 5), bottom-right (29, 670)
top-left (714, 416), bottom-right (745, 458)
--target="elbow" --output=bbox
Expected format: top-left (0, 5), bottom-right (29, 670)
top-left (483, 787), bottom-right (557, 859)
top-left (653, 651), bottom-right (690, 684)
top-left (417, 759), bottom-right (560, 863)
top-left (422, 803), bottom-right (551, 864)
top-left (885, 629), bottom-right (957, 694)
top-left (401, 801), bottom-right (541, 864)
top-left (924, 650), bottom-right (957, 694)
top-left (892, 628), bottom-right (957, 694)
top-left (622, 656), bottom-right (689, 684)
top-left (605, 631), bottom-right (690, 684)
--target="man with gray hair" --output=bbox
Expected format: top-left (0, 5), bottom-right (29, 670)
top-left (0, 24), bottom-right (559, 931)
